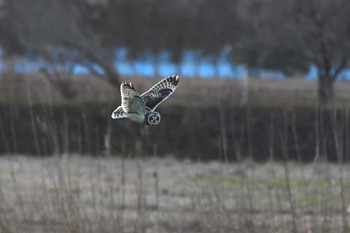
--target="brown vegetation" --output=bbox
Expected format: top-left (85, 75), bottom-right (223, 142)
top-left (3, 73), bottom-right (350, 106)
top-left (1, 74), bottom-right (350, 162)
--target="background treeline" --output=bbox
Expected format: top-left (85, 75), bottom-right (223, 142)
top-left (1, 102), bottom-right (349, 162)
top-left (0, 0), bottom-right (350, 102)
top-left (0, 0), bottom-right (350, 161)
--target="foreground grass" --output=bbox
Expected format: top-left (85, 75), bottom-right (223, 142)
top-left (0, 155), bottom-right (349, 233)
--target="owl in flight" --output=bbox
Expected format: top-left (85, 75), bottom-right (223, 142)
top-left (111, 75), bottom-right (179, 126)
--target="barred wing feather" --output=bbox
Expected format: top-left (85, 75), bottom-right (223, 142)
top-left (111, 106), bottom-right (127, 119)
top-left (140, 75), bottom-right (179, 111)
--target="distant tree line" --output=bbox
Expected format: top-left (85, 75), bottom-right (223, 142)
top-left (0, 0), bottom-right (349, 103)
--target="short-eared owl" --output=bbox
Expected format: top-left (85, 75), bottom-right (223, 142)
top-left (111, 75), bottom-right (179, 126)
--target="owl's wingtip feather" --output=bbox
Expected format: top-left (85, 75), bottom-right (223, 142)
top-left (168, 74), bottom-right (179, 85)
top-left (120, 81), bottom-right (136, 90)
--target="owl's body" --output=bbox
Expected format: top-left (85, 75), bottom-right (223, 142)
top-left (111, 75), bottom-right (179, 125)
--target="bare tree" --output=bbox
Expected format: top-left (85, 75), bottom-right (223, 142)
top-left (236, 0), bottom-right (350, 103)
top-left (1, 0), bottom-right (348, 103)
top-left (0, 0), bottom-right (120, 88)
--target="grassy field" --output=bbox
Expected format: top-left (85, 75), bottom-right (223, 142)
top-left (1, 73), bottom-right (350, 232)
top-left (0, 155), bottom-right (349, 233)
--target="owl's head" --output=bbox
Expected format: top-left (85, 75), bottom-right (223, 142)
top-left (145, 112), bottom-right (161, 126)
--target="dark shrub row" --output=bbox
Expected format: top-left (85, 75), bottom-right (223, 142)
top-left (0, 103), bottom-right (349, 162)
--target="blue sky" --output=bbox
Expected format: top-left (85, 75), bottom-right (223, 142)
top-left (1, 48), bottom-right (350, 79)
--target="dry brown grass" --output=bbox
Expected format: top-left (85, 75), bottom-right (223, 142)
top-left (0, 155), bottom-right (348, 233)
top-left (2, 72), bottom-right (350, 106)
top-left (0, 72), bottom-right (115, 104)
top-left (1, 73), bottom-right (350, 232)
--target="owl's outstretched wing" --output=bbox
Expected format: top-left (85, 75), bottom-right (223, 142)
top-left (111, 106), bottom-right (127, 119)
top-left (140, 75), bottom-right (179, 111)
top-left (120, 82), bottom-right (145, 114)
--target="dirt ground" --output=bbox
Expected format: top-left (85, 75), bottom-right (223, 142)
top-left (0, 155), bottom-right (349, 233)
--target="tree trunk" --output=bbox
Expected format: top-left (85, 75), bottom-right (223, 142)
top-left (318, 75), bottom-right (335, 103)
